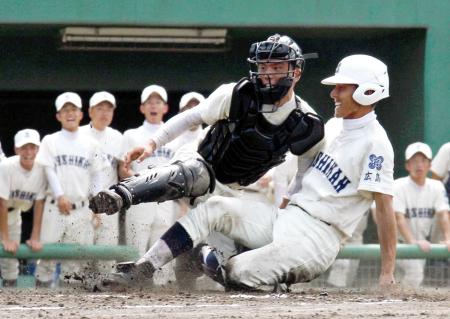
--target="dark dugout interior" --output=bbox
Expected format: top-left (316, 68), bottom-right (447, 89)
top-left (0, 27), bottom-right (425, 178)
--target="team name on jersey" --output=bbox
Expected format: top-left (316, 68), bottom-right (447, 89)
top-left (55, 155), bottom-right (90, 169)
top-left (405, 207), bottom-right (434, 219)
top-left (153, 147), bottom-right (174, 159)
top-left (9, 189), bottom-right (36, 202)
top-left (310, 151), bottom-right (351, 193)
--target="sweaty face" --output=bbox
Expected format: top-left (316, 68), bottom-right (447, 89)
top-left (140, 94), bottom-right (168, 124)
top-left (406, 153), bottom-right (431, 182)
top-left (89, 101), bottom-right (115, 130)
top-left (257, 61), bottom-right (292, 87)
top-left (330, 84), bottom-right (361, 119)
top-left (56, 104), bottom-right (83, 131)
top-left (15, 143), bottom-right (39, 170)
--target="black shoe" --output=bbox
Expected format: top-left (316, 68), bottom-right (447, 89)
top-left (96, 261), bottom-right (155, 291)
top-left (89, 190), bottom-right (123, 215)
top-left (199, 246), bottom-right (226, 286)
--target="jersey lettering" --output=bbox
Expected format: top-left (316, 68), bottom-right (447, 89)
top-left (405, 207), bottom-right (435, 219)
top-left (55, 155), bottom-right (90, 169)
top-left (10, 189), bottom-right (36, 202)
top-left (311, 151), bottom-right (351, 193)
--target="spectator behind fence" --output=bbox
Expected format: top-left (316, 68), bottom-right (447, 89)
top-left (393, 142), bottom-right (450, 288)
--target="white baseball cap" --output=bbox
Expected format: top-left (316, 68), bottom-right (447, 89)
top-left (179, 92), bottom-right (205, 110)
top-left (89, 91), bottom-right (116, 108)
top-left (14, 129), bottom-right (40, 148)
top-left (55, 92), bottom-right (82, 111)
top-left (141, 85), bottom-right (168, 104)
top-left (405, 142), bottom-right (432, 161)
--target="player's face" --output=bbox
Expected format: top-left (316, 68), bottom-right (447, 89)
top-left (330, 84), bottom-right (361, 119)
top-left (257, 61), bottom-right (292, 87)
top-left (89, 101), bottom-right (114, 130)
top-left (140, 94), bottom-right (168, 124)
top-left (15, 143), bottom-right (39, 170)
top-left (405, 153), bottom-right (431, 182)
top-left (56, 104), bottom-right (83, 132)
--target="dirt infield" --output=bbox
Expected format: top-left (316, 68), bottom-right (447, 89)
top-left (0, 286), bottom-right (449, 318)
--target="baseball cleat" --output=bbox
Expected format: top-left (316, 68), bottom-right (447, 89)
top-left (89, 190), bottom-right (123, 215)
top-left (96, 261), bottom-right (155, 291)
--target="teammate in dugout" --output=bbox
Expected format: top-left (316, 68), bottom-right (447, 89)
top-left (0, 129), bottom-right (46, 287)
top-left (91, 47), bottom-right (397, 289)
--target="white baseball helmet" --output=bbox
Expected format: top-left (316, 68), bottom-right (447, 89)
top-left (321, 54), bottom-right (389, 105)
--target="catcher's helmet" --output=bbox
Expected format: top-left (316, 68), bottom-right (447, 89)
top-left (247, 34), bottom-right (304, 111)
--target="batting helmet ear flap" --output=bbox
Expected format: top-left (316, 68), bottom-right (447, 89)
top-left (352, 82), bottom-right (386, 106)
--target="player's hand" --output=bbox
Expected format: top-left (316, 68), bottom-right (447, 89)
top-left (279, 197), bottom-right (290, 209)
top-left (124, 140), bottom-right (157, 166)
top-left (441, 240), bottom-right (450, 252)
top-left (378, 272), bottom-right (396, 287)
top-left (2, 239), bottom-right (19, 253)
top-left (414, 239), bottom-right (431, 252)
top-left (57, 196), bottom-right (72, 215)
top-left (26, 238), bottom-right (43, 251)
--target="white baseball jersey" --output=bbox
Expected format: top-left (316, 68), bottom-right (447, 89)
top-left (0, 155), bottom-right (46, 212)
top-left (431, 142), bottom-right (450, 195)
top-left (290, 111), bottom-right (394, 237)
top-left (121, 120), bottom-right (175, 173)
top-left (80, 124), bottom-right (123, 187)
top-left (36, 129), bottom-right (108, 202)
top-left (393, 176), bottom-right (450, 240)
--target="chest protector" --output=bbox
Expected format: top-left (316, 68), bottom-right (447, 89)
top-left (198, 78), bottom-right (324, 186)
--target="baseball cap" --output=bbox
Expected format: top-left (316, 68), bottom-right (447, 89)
top-left (141, 85), bottom-right (168, 104)
top-left (89, 91), bottom-right (116, 108)
top-left (55, 92), bottom-right (82, 111)
top-left (321, 55), bottom-right (388, 86)
top-left (405, 142), bottom-right (432, 161)
top-left (179, 92), bottom-right (205, 110)
top-left (14, 129), bottom-right (40, 148)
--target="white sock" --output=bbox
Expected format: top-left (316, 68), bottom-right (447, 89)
top-left (137, 239), bottom-right (174, 269)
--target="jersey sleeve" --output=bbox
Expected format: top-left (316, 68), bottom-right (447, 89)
top-left (35, 135), bottom-right (55, 167)
top-left (0, 161), bottom-right (11, 200)
top-left (34, 165), bottom-right (47, 200)
top-left (198, 83), bottom-right (235, 125)
top-left (431, 142), bottom-right (450, 178)
top-left (357, 137), bottom-right (395, 196)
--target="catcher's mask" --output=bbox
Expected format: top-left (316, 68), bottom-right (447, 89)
top-left (248, 34), bottom-right (303, 112)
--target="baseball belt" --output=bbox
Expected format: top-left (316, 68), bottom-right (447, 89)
top-left (288, 203), bottom-right (331, 226)
top-left (49, 198), bottom-right (86, 210)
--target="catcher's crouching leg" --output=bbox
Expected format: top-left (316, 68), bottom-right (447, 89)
top-left (89, 158), bottom-right (215, 215)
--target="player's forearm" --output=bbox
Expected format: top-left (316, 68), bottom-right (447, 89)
top-left (0, 200), bottom-right (9, 241)
top-left (437, 211), bottom-right (450, 241)
top-left (375, 195), bottom-right (397, 276)
top-left (395, 214), bottom-right (416, 243)
top-left (152, 107), bottom-right (203, 148)
top-left (30, 199), bottom-right (44, 240)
